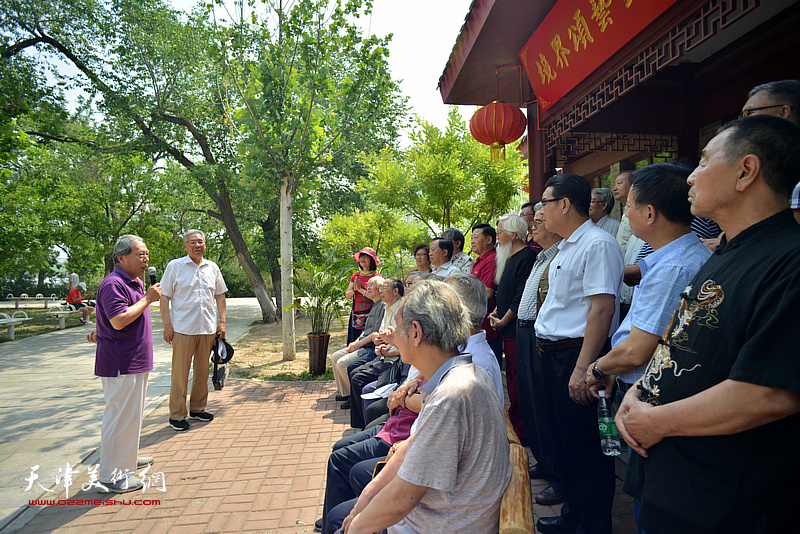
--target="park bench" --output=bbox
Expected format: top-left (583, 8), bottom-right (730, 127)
top-left (46, 304), bottom-right (83, 329)
top-left (6, 293), bottom-right (59, 309)
top-left (500, 412), bottom-right (535, 534)
top-left (0, 311), bottom-right (33, 340)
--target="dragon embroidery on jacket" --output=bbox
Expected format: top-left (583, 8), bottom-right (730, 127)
top-left (641, 280), bottom-right (724, 403)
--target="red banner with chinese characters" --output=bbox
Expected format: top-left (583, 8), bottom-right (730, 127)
top-left (519, 0), bottom-right (679, 111)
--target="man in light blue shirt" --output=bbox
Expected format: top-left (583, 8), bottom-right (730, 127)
top-left (584, 163), bottom-right (711, 534)
top-left (586, 163), bottom-right (712, 394)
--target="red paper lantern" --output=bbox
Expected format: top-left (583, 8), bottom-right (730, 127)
top-left (470, 102), bottom-right (527, 161)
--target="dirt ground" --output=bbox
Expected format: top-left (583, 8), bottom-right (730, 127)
top-left (229, 314), bottom-right (348, 379)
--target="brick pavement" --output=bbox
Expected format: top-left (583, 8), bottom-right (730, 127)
top-left (15, 377), bottom-right (636, 534)
top-left (17, 380), bottom-right (354, 534)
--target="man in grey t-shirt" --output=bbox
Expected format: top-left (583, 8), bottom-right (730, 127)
top-left (341, 280), bottom-right (511, 534)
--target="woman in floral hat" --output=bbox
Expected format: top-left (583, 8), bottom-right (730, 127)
top-left (345, 247), bottom-right (381, 343)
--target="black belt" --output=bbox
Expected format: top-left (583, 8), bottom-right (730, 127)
top-left (536, 337), bottom-right (584, 353)
top-left (517, 318), bottom-right (535, 328)
top-left (617, 379), bottom-right (634, 393)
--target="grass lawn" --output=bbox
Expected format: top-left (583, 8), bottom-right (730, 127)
top-left (0, 306), bottom-right (90, 342)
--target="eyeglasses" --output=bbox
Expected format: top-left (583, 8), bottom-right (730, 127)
top-left (540, 197), bottom-right (564, 206)
top-left (532, 219), bottom-right (545, 227)
top-left (589, 200), bottom-right (604, 204)
top-left (739, 104), bottom-right (787, 118)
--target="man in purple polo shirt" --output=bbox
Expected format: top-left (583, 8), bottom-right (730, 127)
top-left (88, 235), bottom-right (161, 493)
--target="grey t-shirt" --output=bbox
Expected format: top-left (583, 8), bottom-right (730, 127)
top-left (390, 363), bottom-right (511, 534)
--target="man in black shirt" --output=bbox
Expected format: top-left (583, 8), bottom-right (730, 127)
top-left (617, 115), bottom-right (800, 533)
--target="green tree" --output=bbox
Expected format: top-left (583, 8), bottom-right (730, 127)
top-left (361, 107), bottom-right (523, 235)
top-left (225, 0), bottom-right (405, 358)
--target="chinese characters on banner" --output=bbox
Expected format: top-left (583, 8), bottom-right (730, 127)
top-left (519, 0), bottom-right (680, 111)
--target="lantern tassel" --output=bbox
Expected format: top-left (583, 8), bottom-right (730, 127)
top-left (490, 142), bottom-right (505, 162)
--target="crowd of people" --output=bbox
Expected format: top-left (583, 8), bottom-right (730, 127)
top-left (318, 79), bottom-right (800, 534)
top-left (83, 79), bottom-right (800, 533)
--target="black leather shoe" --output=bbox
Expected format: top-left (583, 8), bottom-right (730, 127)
top-left (536, 515), bottom-right (577, 533)
top-left (535, 485), bottom-right (567, 505)
top-left (335, 394), bottom-right (350, 402)
top-left (528, 463), bottom-right (548, 480)
top-left (314, 517), bottom-right (322, 532)
top-left (340, 400), bottom-right (351, 409)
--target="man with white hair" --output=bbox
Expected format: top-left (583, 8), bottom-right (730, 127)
top-left (589, 187), bottom-right (620, 236)
top-left (330, 276), bottom-right (385, 403)
top-left (160, 230), bottom-right (228, 432)
top-left (343, 280), bottom-right (511, 534)
top-left (489, 213), bottom-right (536, 443)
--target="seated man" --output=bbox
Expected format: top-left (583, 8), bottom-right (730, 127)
top-left (347, 278), bottom-right (403, 428)
top-left (68, 282), bottom-right (95, 325)
top-left (319, 272), bottom-right (504, 533)
top-left (342, 280), bottom-right (511, 534)
top-left (331, 276), bottom-right (385, 403)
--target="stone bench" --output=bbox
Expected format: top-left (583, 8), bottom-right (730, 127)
top-left (46, 305), bottom-right (82, 329)
top-left (6, 293), bottom-right (58, 309)
top-left (0, 311), bottom-right (32, 340)
top-left (500, 413), bottom-right (535, 533)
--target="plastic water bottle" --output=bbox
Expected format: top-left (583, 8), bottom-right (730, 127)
top-left (597, 390), bottom-right (621, 456)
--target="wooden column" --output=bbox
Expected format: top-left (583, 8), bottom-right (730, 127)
top-left (527, 102), bottom-right (547, 201)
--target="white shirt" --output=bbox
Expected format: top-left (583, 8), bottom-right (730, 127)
top-left (431, 261), bottom-right (461, 277)
top-left (465, 331), bottom-right (504, 407)
top-left (596, 214), bottom-right (620, 237)
top-left (161, 255), bottom-right (227, 335)
top-left (534, 220), bottom-right (623, 340)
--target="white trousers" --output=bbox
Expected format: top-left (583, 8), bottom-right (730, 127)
top-left (99, 371), bottom-right (148, 482)
top-left (331, 347), bottom-right (361, 397)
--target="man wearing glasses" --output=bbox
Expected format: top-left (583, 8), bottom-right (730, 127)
top-left (160, 230), bottom-right (228, 432)
top-left (533, 175), bottom-right (623, 534)
top-left (89, 235), bottom-right (161, 493)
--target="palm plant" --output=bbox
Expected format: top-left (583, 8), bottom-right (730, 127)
top-left (290, 255), bottom-right (353, 335)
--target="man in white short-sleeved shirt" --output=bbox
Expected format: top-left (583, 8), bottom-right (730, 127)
top-left (160, 229), bottom-right (227, 432)
top-left (533, 175), bottom-right (623, 534)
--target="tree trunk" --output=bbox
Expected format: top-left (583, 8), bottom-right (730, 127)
top-left (215, 190), bottom-right (279, 323)
top-left (37, 269), bottom-right (46, 294)
top-left (270, 265), bottom-right (282, 318)
top-left (280, 178), bottom-right (296, 360)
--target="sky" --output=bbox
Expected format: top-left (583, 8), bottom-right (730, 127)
top-left (171, 0), bottom-right (474, 140)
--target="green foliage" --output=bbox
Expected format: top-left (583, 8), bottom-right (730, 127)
top-left (289, 253), bottom-right (352, 335)
top-left (360, 107), bottom-right (524, 235)
top-left (320, 209), bottom-right (428, 259)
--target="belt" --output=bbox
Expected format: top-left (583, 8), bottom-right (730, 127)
top-left (536, 337), bottom-right (584, 353)
top-left (517, 318), bottom-right (535, 328)
top-left (617, 379), bottom-right (634, 393)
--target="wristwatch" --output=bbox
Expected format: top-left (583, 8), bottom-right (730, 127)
top-left (592, 360), bottom-right (607, 381)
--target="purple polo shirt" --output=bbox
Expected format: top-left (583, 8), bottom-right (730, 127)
top-left (471, 249), bottom-right (500, 340)
top-left (94, 267), bottom-right (154, 377)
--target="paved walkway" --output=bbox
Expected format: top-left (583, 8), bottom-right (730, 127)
top-left (0, 297), bottom-right (637, 534)
top-left (0, 298), bottom-right (262, 532)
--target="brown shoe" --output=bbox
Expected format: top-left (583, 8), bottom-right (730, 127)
top-left (535, 485), bottom-right (566, 506)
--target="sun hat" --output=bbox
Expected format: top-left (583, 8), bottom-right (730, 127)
top-left (354, 247), bottom-right (380, 266)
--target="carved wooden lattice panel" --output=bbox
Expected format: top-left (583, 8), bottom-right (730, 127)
top-left (545, 0), bottom-right (758, 166)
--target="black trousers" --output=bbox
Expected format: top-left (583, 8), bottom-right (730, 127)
top-left (517, 325), bottom-right (564, 490)
top-left (534, 343), bottom-right (615, 534)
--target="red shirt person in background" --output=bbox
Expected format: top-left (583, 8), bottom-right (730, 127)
top-left (67, 281), bottom-right (95, 325)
